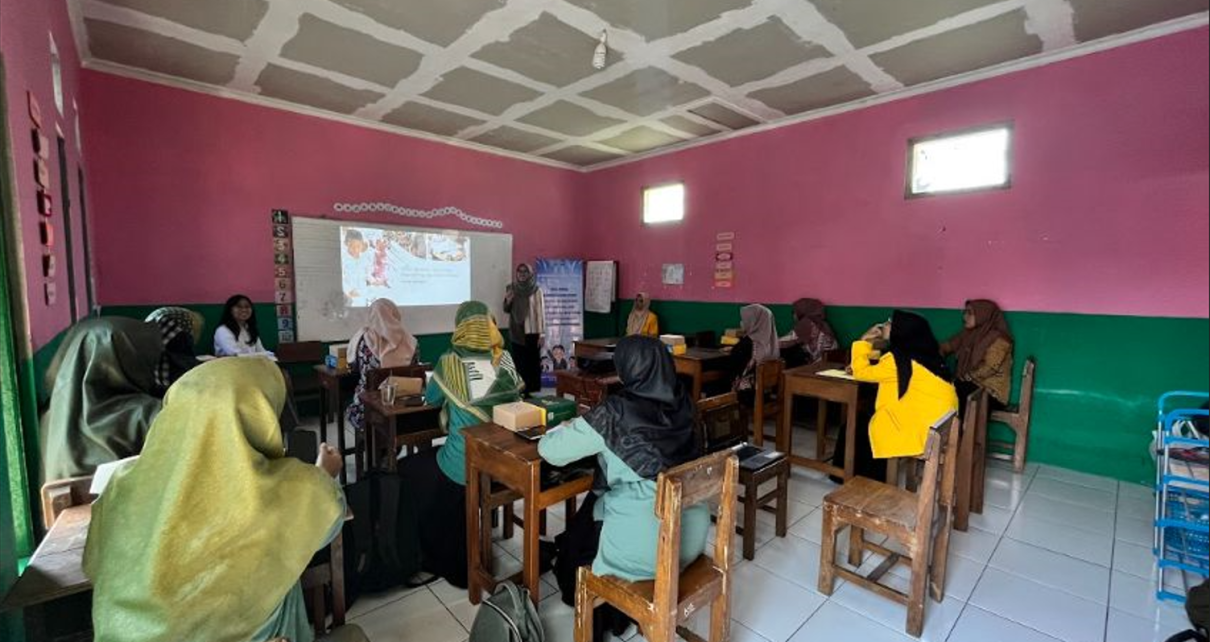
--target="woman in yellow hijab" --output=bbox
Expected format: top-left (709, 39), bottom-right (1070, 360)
top-left (84, 358), bottom-right (348, 642)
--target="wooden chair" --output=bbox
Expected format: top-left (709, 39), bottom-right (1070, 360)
top-left (953, 390), bottom-right (988, 532)
top-left (988, 358), bottom-right (1037, 473)
top-left (277, 341), bottom-right (326, 412)
top-left (302, 529), bottom-right (347, 638)
top-left (698, 393), bottom-right (790, 561)
top-left (818, 411), bottom-right (961, 637)
top-left (751, 359), bottom-right (784, 446)
top-left (575, 449), bottom-right (738, 642)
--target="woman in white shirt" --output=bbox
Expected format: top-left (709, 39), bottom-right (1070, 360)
top-left (214, 294), bottom-right (267, 356)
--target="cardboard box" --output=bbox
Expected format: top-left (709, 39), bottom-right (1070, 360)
top-left (529, 395), bottom-right (579, 427)
top-left (329, 345), bottom-right (348, 358)
top-left (724, 328), bottom-right (743, 339)
top-left (719, 335), bottom-right (740, 347)
top-left (325, 354), bottom-right (347, 371)
top-left (659, 334), bottom-right (686, 347)
top-left (671, 344), bottom-right (688, 356)
top-left (493, 402), bottom-right (544, 431)
top-left (382, 376), bottom-right (424, 396)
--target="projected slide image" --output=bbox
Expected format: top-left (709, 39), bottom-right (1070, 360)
top-left (342, 226), bottom-right (471, 307)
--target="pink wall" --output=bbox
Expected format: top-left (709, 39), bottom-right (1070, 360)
top-left (1, 0), bottom-right (92, 349)
top-left (582, 27), bottom-right (1210, 319)
top-left (80, 72), bottom-right (584, 309)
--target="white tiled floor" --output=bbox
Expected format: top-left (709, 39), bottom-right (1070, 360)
top-left (342, 425), bottom-right (1192, 642)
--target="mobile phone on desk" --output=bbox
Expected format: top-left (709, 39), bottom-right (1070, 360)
top-left (516, 427), bottom-right (545, 441)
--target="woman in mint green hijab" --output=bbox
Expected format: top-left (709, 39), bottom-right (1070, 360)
top-left (84, 358), bottom-right (347, 642)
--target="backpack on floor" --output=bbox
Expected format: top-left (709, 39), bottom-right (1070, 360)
top-left (342, 471), bottom-right (409, 597)
top-left (469, 582), bottom-right (545, 642)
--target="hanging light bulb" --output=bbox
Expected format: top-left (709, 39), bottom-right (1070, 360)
top-left (592, 30), bottom-right (608, 70)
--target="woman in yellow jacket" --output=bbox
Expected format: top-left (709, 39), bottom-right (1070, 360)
top-left (626, 292), bottom-right (660, 337)
top-left (846, 310), bottom-right (959, 480)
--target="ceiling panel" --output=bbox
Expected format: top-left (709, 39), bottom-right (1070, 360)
top-left (75, 0), bottom-right (1205, 168)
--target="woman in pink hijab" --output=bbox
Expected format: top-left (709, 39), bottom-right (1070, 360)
top-left (346, 298), bottom-right (419, 432)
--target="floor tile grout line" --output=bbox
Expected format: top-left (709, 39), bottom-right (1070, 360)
top-left (961, 604), bottom-right (1068, 642)
top-left (1102, 482), bottom-right (1122, 642)
top-left (944, 461), bottom-right (1036, 641)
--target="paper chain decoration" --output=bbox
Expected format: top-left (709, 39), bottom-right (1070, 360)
top-left (333, 202), bottom-right (504, 230)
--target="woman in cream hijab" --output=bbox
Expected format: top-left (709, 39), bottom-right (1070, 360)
top-left (346, 298), bottom-right (419, 433)
top-left (84, 358), bottom-right (357, 642)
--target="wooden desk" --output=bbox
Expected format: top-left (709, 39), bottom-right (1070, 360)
top-left (674, 347), bottom-right (731, 400)
top-left (2, 505), bottom-right (91, 612)
top-left (360, 391), bottom-right (443, 472)
top-left (573, 337), bottom-right (618, 360)
top-left (464, 424), bottom-right (594, 606)
top-left (316, 366), bottom-right (357, 483)
top-left (554, 369), bottom-right (622, 407)
top-left (778, 362), bottom-right (868, 481)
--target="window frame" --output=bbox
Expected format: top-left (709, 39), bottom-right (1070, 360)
top-left (905, 122), bottom-right (1014, 199)
top-left (641, 182), bottom-right (686, 226)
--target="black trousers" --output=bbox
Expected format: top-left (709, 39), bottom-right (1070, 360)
top-left (512, 334), bottom-right (543, 393)
top-left (955, 380), bottom-right (1008, 417)
top-left (555, 493), bottom-right (633, 641)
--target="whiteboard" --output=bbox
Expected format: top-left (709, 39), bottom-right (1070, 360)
top-left (292, 216), bottom-right (512, 341)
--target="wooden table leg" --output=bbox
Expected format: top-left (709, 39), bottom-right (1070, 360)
top-left (843, 401), bottom-right (857, 481)
top-left (336, 389), bottom-right (349, 485)
top-left (816, 399), bottom-right (829, 461)
top-left (331, 531), bottom-right (347, 628)
top-left (778, 386), bottom-right (795, 456)
top-left (466, 459), bottom-right (483, 605)
top-left (523, 470), bottom-right (542, 606)
top-left (692, 365), bottom-right (703, 401)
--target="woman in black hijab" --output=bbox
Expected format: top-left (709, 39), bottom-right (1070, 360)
top-left (539, 335), bottom-right (707, 641)
top-left (832, 310), bottom-right (956, 482)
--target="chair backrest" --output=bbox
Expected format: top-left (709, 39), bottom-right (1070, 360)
top-left (755, 359), bottom-right (784, 405)
top-left (822, 348), bottom-right (851, 365)
top-left (697, 393), bottom-right (745, 453)
top-left (366, 365), bottom-right (427, 393)
top-left (276, 341), bottom-right (325, 364)
top-left (911, 411), bottom-right (961, 542)
top-left (652, 450), bottom-right (739, 623)
top-left (1018, 358), bottom-right (1037, 414)
top-left (40, 476), bottom-right (95, 530)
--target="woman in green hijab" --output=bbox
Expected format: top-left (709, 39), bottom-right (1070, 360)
top-left (397, 300), bottom-right (524, 587)
top-left (41, 317), bottom-right (165, 482)
top-left (84, 358), bottom-right (347, 642)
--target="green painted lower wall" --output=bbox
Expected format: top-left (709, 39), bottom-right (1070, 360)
top-left (35, 302), bottom-right (1206, 486)
top-left (599, 300), bottom-right (1209, 485)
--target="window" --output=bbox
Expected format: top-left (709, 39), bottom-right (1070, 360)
top-left (642, 183), bottom-right (685, 224)
top-left (50, 35), bottom-right (64, 114)
top-left (907, 124), bottom-right (1012, 197)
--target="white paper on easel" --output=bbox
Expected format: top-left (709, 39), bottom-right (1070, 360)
top-left (585, 261), bottom-right (616, 313)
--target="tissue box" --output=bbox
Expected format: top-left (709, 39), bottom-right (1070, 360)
top-left (382, 376), bottom-right (424, 395)
top-left (329, 345), bottom-right (348, 359)
top-left (659, 334), bottom-right (686, 347)
top-left (493, 402), bottom-right (544, 431)
top-left (529, 395), bottom-right (578, 427)
top-left (719, 335), bottom-right (740, 346)
top-left (325, 354), bottom-right (347, 371)
top-left (724, 328), bottom-right (743, 339)
top-left (670, 344), bottom-right (688, 356)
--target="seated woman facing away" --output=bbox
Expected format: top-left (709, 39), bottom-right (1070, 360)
top-left (214, 294), bottom-right (268, 357)
top-left (395, 301), bottom-right (524, 588)
top-left (83, 358), bottom-right (360, 642)
top-left (625, 292), bottom-right (660, 337)
top-left (41, 317), bottom-right (165, 482)
top-left (144, 306), bottom-right (205, 392)
top-left (779, 298), bottom-right (840, 368)
top-left (941, 299), bottom-right (1014, 414)
top-left (727, 304), bottom-right (780, 406)
top-left (345, 298), bottom-right (419, 433)
top-left (843, 310), bottom-right (959, 481)
top-left (542, 335), bottom-right (708, 642)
